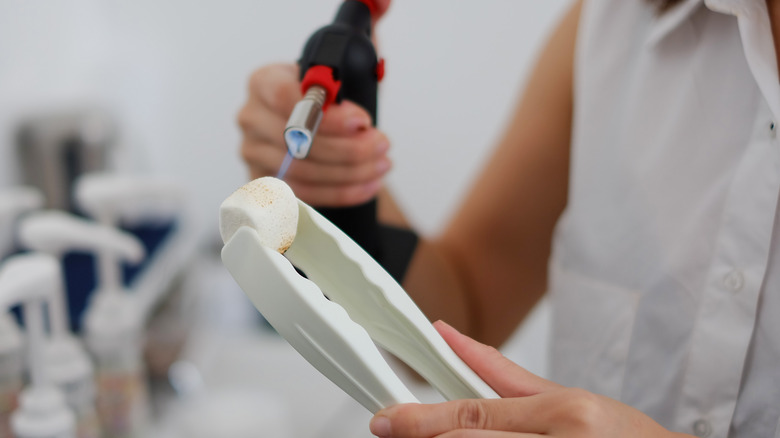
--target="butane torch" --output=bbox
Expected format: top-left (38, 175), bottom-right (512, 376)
top-left (281, 0), bottom-right (385, 259)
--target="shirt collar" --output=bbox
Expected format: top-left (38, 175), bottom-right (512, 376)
top-left (646, 0), bottom-right (704, 47)
top-left (704, 0), bottom-right (753, 17)
top-left (646, 0), bottom-right (780, 119)
top-left (646, 0), bottom-right (763, 47)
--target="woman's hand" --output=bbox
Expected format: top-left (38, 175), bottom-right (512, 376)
top-left (237, 63), bottom-right (392, 207)
top-left (369, 321), bottom-right (692, 438)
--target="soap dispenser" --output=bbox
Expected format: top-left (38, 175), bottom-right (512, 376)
top-left (18, 211), bottom-right (142, 438)
top-left (74, 172), bottom-right (198, 405)
top-left (22, 209), bottom-right (147, 438)
top-left (0, 253), bottom-right (76, 438)
top-left (0, 186), bottom-right (44, 434)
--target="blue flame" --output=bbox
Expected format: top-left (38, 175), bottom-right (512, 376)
top-left (276, 152), bottom-right (294, 180)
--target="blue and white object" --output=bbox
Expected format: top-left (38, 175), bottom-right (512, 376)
top-left (18, 210), bottom-right (147, 438)
top-left (23, 208), bottom-right (149, 438)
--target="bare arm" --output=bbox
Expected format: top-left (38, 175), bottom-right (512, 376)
top-left (239, 0), bottom-right (581, 348)
top-left (382, 0), bottom-right (581, 347)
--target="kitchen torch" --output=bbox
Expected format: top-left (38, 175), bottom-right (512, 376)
top-left (281, 0), bottom-right (384, 259)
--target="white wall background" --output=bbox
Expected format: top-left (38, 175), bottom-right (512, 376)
top-left (0, 0), bottom-right (571, 436)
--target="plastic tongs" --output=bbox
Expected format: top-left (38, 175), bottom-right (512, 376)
top-left (220, 182), bottom-right (498, 414)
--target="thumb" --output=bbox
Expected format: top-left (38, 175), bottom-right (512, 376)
top-left (434, 320), bottom-right (559, 398)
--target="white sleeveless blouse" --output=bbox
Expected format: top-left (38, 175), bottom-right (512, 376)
top-left (549, 0), bottom-right (780, 436)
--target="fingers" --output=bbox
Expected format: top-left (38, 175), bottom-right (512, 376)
top-left (246, 64), bottom-right (373, 138)
top-left (370, 390), bottom-right (671, 438)
top-left (248, 63), bottom-right (300, 117)
top-left (306, 127), bottom-right (389, 165)
top-left (436, 432), bottom-right (541, 438)
top-left (317, 100), bottom-right (373, 137)
top-left (290, 179), bottom-right (385, 207)
top-left (433, 321), bottom-right (559, 398)
top-left (284, 147), bottom-right (390, 205)
top-left (370, 323), bottom-right (673, 438)
top-left (238, 97), bottom-right (287, 145)
top-left (242, 141), bottom-right (390, 206)
top-left (239, 63), bottom-right (392, 207)
top-left (240, 101), bottom-right (383, 164)
top-left (370, 396), bottom-right (559, 438)
top-left (241, 63), bottom-right (382, 165)
top-left (242, 139), bottom-right (391, 184)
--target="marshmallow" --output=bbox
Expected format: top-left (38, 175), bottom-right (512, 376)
top-left (219, 177), bottom-right (299, 253)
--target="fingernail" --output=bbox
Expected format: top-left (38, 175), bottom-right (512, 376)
top-left (376, 158), bottom-right (391, 173)
top-left (376, 141), bottom-right (390, 154)
top-left (369, 415), bottom-right (391, 437)
top-left (434, 320), bottom-right (454, 330)
top-left (433, 320), bottom-right (459, 336)
top-left (347, 117), bottom-right (370, 132)
top-left (363, 180), bottom-right (382, 195)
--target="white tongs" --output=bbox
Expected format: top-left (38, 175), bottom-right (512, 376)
top-left (219, 178), bottom-right (498, 413)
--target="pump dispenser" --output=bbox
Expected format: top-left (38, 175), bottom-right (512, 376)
top-left (73, 172), bottom-right (190, 310)
top-left (74, 172), bottom-right (183, 226)
top-left (21, 209), bottom-right (147, 438)
top-left (31, 205), bottom-right (148, 438)
top-left (74, 172), bottom-right (199, 416)
top-left (18, 211), bottom-right (142, 438)
top-left (0, 253), bottom-right (76, 438)
top-left (0, 186), bottom-right (45, 434)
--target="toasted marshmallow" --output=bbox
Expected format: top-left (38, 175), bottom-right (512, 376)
top-left (219, 177), bottom-right (299, 253)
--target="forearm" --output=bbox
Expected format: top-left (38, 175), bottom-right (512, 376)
top-left (377, 188), bottom-right (474, 334)
top-left (378, 188), bottom-right (545, 346)
top-left (426, 0), bottom-right (580, 347)
top-left (375, 0), bottom-right (580, 348)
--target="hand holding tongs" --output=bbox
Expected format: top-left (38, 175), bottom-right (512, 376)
top-left (219, 178), bottom-right (498, 413)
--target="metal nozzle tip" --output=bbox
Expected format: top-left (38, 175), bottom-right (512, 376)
top-left (284, 128), bottom-right (313, 159)
top-left (283, 85), bottom-right (326, 159)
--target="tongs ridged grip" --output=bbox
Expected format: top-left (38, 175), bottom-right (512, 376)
top-left (286, 202), bottom-right (498, 401)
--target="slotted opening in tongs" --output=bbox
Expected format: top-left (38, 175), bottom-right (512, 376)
top-left (219, 178), bottom-right (498, 413)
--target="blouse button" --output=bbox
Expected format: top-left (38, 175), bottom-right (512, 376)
top-left (723, 269), bottom-right (745, 292)
top-left (692, 419), bottom-right (712, 437)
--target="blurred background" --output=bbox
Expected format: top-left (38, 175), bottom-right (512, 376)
top-left (0, 1), bottom-right (570, 437)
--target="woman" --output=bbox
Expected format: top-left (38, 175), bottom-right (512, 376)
top-left (237, 0), bottom-right (780, 436)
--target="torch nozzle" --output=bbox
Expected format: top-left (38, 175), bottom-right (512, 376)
top-left (284, 86), bottom-right (327, 159)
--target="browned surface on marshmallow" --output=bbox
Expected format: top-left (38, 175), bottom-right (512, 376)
top-left (219, 177), bottom-right (299, 253)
